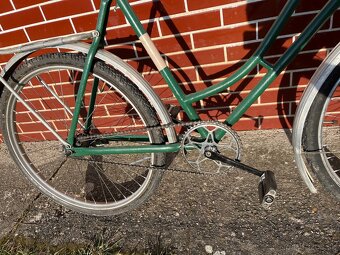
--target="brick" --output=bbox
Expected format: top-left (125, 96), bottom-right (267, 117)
top-left (41, 0), bottom-right (93, 20)
top-left (198, 109), bottom-right (229, 121)
top-left (265, 38), bottom-right (293, 59)
top-left (196, 61), bottom-right (252, 84)
top-left (94, 91), bottom-right (127, 105)
top-left (21, 86), bottom-right (54, 99)
top-left (18, 132), bottom-right (45, 142)
top-left (187, 0), bottom-right (242, 11)
top-left (53, 119), bottom-right (72, 131)
top-left (223, 0), bottom-right (285, 25)
top-left (94, 116), bottom-right (132, 128)
top-left (105, 44), bottom-right (137, 59)
top-left (26, 20), bottom-right (74, 41)
top-left (72, 14), bottom-right (98, 33)
top-left (226, 38), bottom-right (292, 62)
top-left (286, 51), bottom-right (327, 71)
top-left (142, 72), bottom-right (166, 87)
top-left (260, 116), bottom-right (294, 129)
top-left (167, 48), bottom-right (225, 69)
top-left (292, 70), bottom-right (314, 86)
top-left (15, 112), bottom-right (34, 122)
top-left (151, 34), bottom-right (192, 54)
top-left (327, 100), bottom-right (340, 113)
top-left (232, 118), bottom-right (259, 131)
top-left (27, 69), bottom-right (80, 86)
top-left (334, 10), bottom-right (340, 28)
top-left (296, 0), bottom-right (329, 13)
top-left (259, 14), bottom-right (330, 39)
top-left (271, 73), bottom-right (291, 88)
top-left (0, 0), bottom-right (14, 13)
top-left (304, 30), bottom-right (340, 51)
top-left (19, 122), bottom-right (50, 133)
top-left (136, 35), bottom-right (192, 57)
top-left (159, 11), bottom-right (221, 36)
top-left (134, 0), bottom-right (185, 20)
top-left (89, 0), bottom-right (185, 22)
top-left (16, 100), bottom-right (45, 112)
top-left (203, 91), bottom-right (250, 108)
top-left (193, 24), bottom-right (256, 49)
top-left (0, 7), bottom-right (44, 30)
top-left (0, 54), bottom-right (13, 66)
top-left (154, 86), bottom-right (174, 99)
top-left (127, 58), bottom-right (158, 72)
top-left (182, 82), bottom-right (213, 93)
top-left (39, 109), bottom-right (72, 121)
top-left (171, 67), bottom-right (197, 84)
top-left (227, 42), bottom-right (259, 61)
top-left (72, 10), bottom-right (126, 33)
top-left (105, 22), bottom-right (159, 45)
top-left (132, 34), bottom-right (193, 61)
top-left (92, 0), bottom-right (101, 10)
top-left (42, 131), bottom-right (65, 141)
top-left (244, 103), bottom-right (291, 117)
top-left (0, 29), bottom-right (28, 48)
top-left (42, 97), bottom-right (76, 110)
top-left (260, 87), bottom-right (304, 104)
top-left (12, 0), bottom-right (46, 9)
top-left (106, 104), bottom-right (130, 116)
top-left (225, 73), bottom-right (290, 94)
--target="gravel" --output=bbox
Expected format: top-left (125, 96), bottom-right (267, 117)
top-left (0, 129), bottom-right (339, 254)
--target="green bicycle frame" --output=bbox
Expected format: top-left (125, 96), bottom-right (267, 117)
top-left (71, 0), bottom-right (340, 157)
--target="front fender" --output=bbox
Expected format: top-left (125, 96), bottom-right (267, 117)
top-left (292, 43), bottom-right (340, 193)
top-left (1, 42), bottom-right (177, 143)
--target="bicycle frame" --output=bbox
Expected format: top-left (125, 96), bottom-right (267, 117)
top-left (62, 0), bottom-right (340, 156)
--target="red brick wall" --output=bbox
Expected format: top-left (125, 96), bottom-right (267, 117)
top-left (0, 0), bottom-right (339, 133)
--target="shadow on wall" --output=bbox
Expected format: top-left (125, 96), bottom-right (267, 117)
top-left (105, 0), bottom-right (336, 136)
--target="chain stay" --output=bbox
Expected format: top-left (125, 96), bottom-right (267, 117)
top-left (75, 120), bottom-right (236, 176)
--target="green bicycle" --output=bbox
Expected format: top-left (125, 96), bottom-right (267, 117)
top-left (0, 0), bottom-right (339, 215)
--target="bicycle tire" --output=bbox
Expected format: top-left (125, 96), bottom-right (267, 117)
top-left (303, 65), bottom-right (340, 200)
top-left (1, 53), bottom-right (166, 216)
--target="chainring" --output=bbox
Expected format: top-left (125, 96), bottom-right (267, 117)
top-left (181, 121), bottom-right (242, 174)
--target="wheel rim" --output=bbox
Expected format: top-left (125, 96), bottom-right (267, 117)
top-left (6, 63), bottom-right (161, 214)
top-left (319, 78), bottom-right (340, 186)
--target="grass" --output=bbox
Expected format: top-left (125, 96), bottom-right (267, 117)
top-left (0, 234), bottom-right (172, 255)
top-left (0, 234), bottom-right (121, 255)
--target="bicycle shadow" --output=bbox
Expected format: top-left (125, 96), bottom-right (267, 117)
top-left (106, 1), bottom-right (257, 132)
top-left (105, 0), bottom-right (335, 141)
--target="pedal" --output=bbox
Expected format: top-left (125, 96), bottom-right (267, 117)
top-left (258, 171), bottom-right (277, 209)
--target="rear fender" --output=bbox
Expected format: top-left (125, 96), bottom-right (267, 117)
top-left (1, 42), bottom-right (177, 143)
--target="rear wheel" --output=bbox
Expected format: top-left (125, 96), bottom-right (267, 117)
top-left (1, 53), bottom-right (166, 215)
top-left (303, 65), bottom-right (340, 200)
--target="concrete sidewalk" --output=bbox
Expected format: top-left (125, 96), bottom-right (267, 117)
top-left (0, 129), bottom-right (339, 254)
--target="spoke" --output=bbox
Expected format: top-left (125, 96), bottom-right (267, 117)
top-left (90, 159), bottom-right (130, 200)
top-left (130, 156), bottom-right (150, 166)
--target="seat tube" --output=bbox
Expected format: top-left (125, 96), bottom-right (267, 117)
top-left (67, 0), bottom-right (112, 145)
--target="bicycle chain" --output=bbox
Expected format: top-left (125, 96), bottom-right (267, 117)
top-left (75, 120), bottom-right (236, 176)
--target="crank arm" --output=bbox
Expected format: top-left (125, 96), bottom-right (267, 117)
top-left (204, 150), bottom-right (264, 177)
top-left (204, 150), bottom-right (277, 208)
